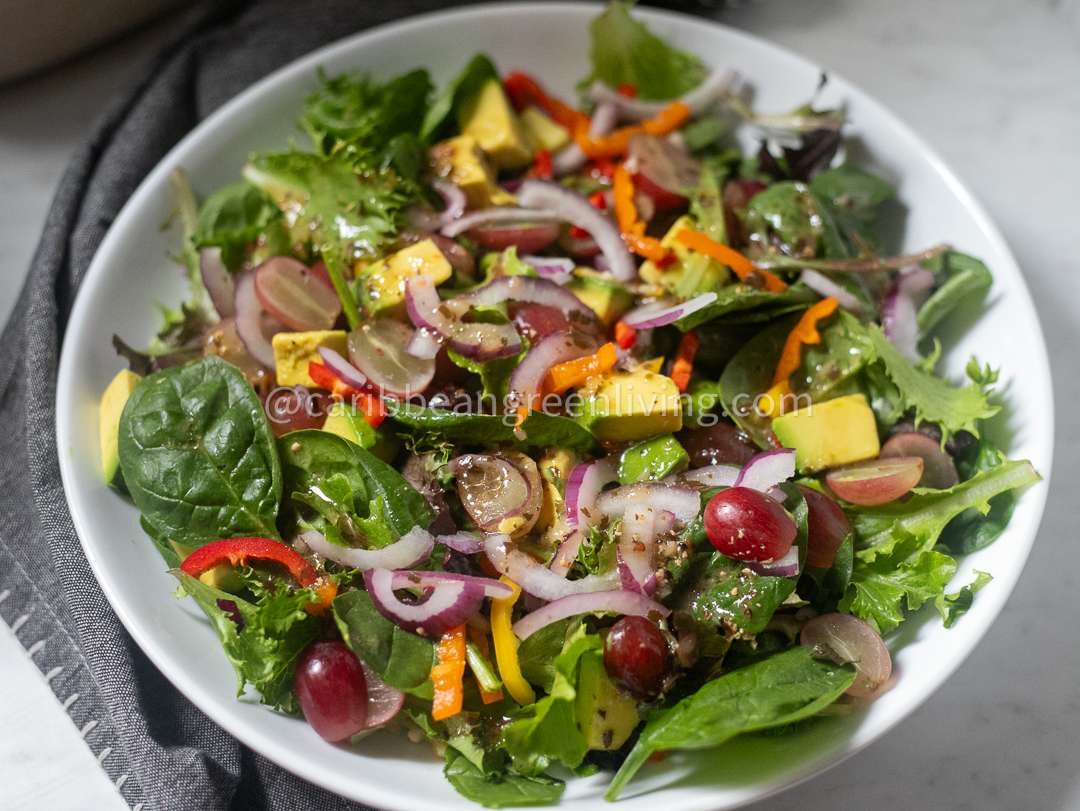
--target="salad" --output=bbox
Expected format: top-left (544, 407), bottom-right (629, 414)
top-left (99, 2), bottom-right (1040, 806)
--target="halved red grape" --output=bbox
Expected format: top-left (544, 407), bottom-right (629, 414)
top-left (603, 616), bottom-right (671, 700)
top-left (265, 386), bottom-right (326, 437)
top-left (797, 485), bottom-right (851, 569)
top-left (467, 222), bottom-right (560, 253)
top-left (294, 641), bottom-right (369, 742)
top-left (880, 432), bottom-right (959, 489)
top-left (825, 457), bottom-right (924, 506)
top-left (347, 319), bottom-right (436, 399)
top-left (704, 486), bottom-right (797, 562)
top-left (255, 256), bottom-right (341, 331)
top-left (679, 422), bottom-right (758, 468)
top-left (627, 134), bottom-right (701, 209)
top-left (800, 613), bottom-right (892, 698)
top-left (510, 302), bottom-right (571, 342)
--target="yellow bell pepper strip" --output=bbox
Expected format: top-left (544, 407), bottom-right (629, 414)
top-left (612, 165), bottom-right (671, 262)
top-left (760, 296), bottom-right (840, 417)
top-left (674, 228), bottom-right (788, 292)
top-left (431, 624), bottom-right (467, 721)
top-left (542, 342), bottom-right (618, 396)
top-left (467, 627), bottom-right (504, 705)
top-left (670, 331), bottom-right (699, 393)
top-left (575, 101), bottom-right (691, 159)
top-left (491, 577), bottom-right (536, 706)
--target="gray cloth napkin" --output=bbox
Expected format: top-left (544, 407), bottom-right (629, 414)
top-left (0, 1), bottom-right (491, 808)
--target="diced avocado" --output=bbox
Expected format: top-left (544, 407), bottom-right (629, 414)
top-left (168, 541), bottom-right (244, 593)
top-left (577, 367), bottom-right (683, 443)
top-left (519, 105), bottom-right (570, 152)
top-left (566, 268), bottom-right (634, 326)
top-left (271, 330), bottom-right (348, 387)
top-left (639, 215), bottom-right (731, 297)
top-left (322, 402), bottom-right (399, 461)
top-left (616, 435), bottom-right (689, 485)
top-left (100, 369), bottom-right (141, 489)
top-left (536, 447), bottom-right (578, 533)
top-left (357, 239), bottom-right (453, 315)
top-left (458, 79), bottom-right (534, 170)
top-left (429, 135), bottom-right (516, 209)
top-left (772, 393), bottom-right (881, 472)
top-left (575, 652), bottom-right (639, 750)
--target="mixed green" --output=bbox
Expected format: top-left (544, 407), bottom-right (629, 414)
top-left (98, 2), bottom-right (1039, 806)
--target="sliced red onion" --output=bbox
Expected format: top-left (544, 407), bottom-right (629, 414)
top-left (407, 180), bottom-right (467, 232)
top-left (565, 459), bottom-right (618, 530)
top-left (405, 327), bottom-right (444, 360)
top-left (300, 527), bottom-right (433, 571)
top-left (596, 483), bottom-right (701, 524)
top-left (347, 319), bottom-right (435, 399)
top-left (508, 332), bottom-right (595, 413)
top-left (440, 207), bottom-right (561, 238)
top-left (552, 101), bottom-right (618, 176)
top-left (622, 292), bottom-right (718, 329)
top-left (389, 570), bottom-right (512, 600)
top-left (799, 269), bottom-right (865, 314)
top-left (364, 568), bottom-right (484, 638)
top-left (618, 505), bottom-right (658, 595)
top-left (254, 256), bottom-right (341, 331)
top-left (681, 464), bottom-right (741, 488)
top-left (317, 346), bottom-right (369, 390)
top-left (484, 533), bottom-right (619, 601)
top-left (512, 589), bottom-right (669, 641)
top-left (356, 659), bottom-right (404, 729)
top-left (654, 509), bottom-right (676, 534)
top-left (436, 532), bottom-right (484, 555)
top-left (745, 545), bottom-right (800, 578)
top-left (587, 68), bottom-right (738, 122)
top-left (517, 181), bottom-right (636, 282)
top-left (234, 270), bottom-right (278, 369)
top-left (461, 274), bottom-right (596, 320)
top-left (882, 266), bottom-right (936, 361)
top-left (549, 529), bottom-right (583, 578)
top-left (404, 275), bottom-right (521, 360)
top-left (523, 255), bottom-right (575, 285)
top-left (200, 247), bottom-right (235, 318)
top-left (734, 449), bottom-right (796, 493)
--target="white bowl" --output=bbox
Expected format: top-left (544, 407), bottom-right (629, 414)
top-left (55, 3), bottom-right (1053, 809)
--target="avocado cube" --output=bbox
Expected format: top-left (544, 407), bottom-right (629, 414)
top-left (459, 79), bottom-right (534, 170)
top-left (520, 106), bottom-right (570, 152)
top-left (772, 393), bottom-right (881, 472)
top-left (566, 268), bottom-right (634, 326)
top-left (357, 239), bottom-right (453, 315)
top-left (575, 652), bottom-right (639, 750)
top-left (639, 214), bottom-right (731, 297)
top-left (271, 330), bottom-right (348, 387)
top-left (429, 135), bottom-right (516, 209)
top-left (578, 367), bottom-right (683, 443)
top-left (322, 402), bottom-right (399, 461)
top-left (616, 435), bottom-right (689, 485)
top-left (99, 368), bottom-right (141, 489)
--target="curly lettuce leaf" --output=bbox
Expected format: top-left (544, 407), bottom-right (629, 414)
top-left (936, 570), bottom-right (992, 628)
top-left (580, 1), bottom-right (706, 101)
top-left (192, 181), bottom-right (282, 271)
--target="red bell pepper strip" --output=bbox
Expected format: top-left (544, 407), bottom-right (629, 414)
top-left (180, 538), bottom-right (317, 587)
top-left (307, 362), bottom-right (386, 427)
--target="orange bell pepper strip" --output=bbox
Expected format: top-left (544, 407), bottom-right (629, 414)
top-left (670, 332), bottom-right (700, 393)
top-left (612, 165), bottom-right (671, 262)
top-left (530, 148), bottom-right (553, 180)
top-left (575, 101), bottom-right (690, 159)
top-left (431, 624), bottom-right (467, 722)
top-left (674, 229), bottom-right (788, 292)
top-left (542, 342), bottom-right (618, 396)
top-left (503, 72), bottom-right (590, 133)
top-left (304, 578), bottom-right (339, 616)
top-left (760, 297), bottom-right (839, 417)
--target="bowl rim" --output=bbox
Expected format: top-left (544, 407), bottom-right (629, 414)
top-left (55, 3), bottom-right (1054, 809)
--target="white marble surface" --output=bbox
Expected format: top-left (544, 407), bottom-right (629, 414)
top-left (1, 1), bottom-right (1078, 809)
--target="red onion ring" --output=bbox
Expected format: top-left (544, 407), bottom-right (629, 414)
top-left (552, 101), bottom-right (618, 176)
top-left (364, 567), bottom-right (485, 638)
top-left (734, 449), bottom-right (796, 493)
top-left (798, 269), bottom-right (865, 314)
top-left (234, 270), bottom-right (279, 369)
top-left (459, 274), bottom-right (596, 320)
top-left (565, 459), bottom-right (618, 530)
top-left (522, 255), bottom-right (575, 285)
top-left (407, 180), bottom-right (467, 231)
top-left (440, 207), bottom-right (562, 238)
top-left (595, 483), bottom-right (701, 524)
top-left (317, 346), bottom-right (369, 390)
top-left (508, 332), bottom-right (595, 414)
top-left (681, 464), bottom-right (741, 488)
top-left (436, 532), bottom-right (484, 555)
top-left (517, 181), bottom-right (636, 282)
top-left (587, 68), bottom-right (737, 122)
top-left (405, 327), bottom-right (444, 360)
top-left (549, 529), bottom-right (584, 578)
top-left (882, 266), bottom-right (936, 360)
top-left (484, 533), bottom-right (618, 601)
top-left (404, 275), bottom-right (521, 360)
top-left (200, 247), bottom-right (235, 318)
top-left (617, 505), bottom-right (658, 595)
top-left (512, 589), bottom-right (669, 641)
top-left (300, 527), bottom-right (433, 571)
top-left (745, 545), bottom-right (800, 577)
top-left (389, 569), bottom-right (512, 600)
top-left (622, 292), bottom-right (718, 329)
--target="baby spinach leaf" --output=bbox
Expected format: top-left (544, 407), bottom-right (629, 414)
top-left (444, 750), bottom-right (564, 809)
top-left (580, 0), bottom-right (706, 101)
top-left (794, 310), bottom-right (876, 402)
top-left (941, 441), bottom-right (1021, 554)
top-left (935, 570), bottom-right (992, 628)
top-left (421, 53), bottom-right (499, 142)
top-left (744, 182), bottom-right (823, 258)
top-left (192, 181), bottom-right (282, 271)
top-left (118, 356), bottom-right (281, 550)
top-left (384, 402), bottom-right (596, 451)
top-left (808, 164), bottom-right (894, 256)
top-left (675, 283), bottom-right (815, 332)
top-left (332, 590), bottom-right (434, 695)
top-left (516, 619), bottom-right (573, 693)
top-left (718, 317), bottom-right (797, 447)
top-left (279, 430), bottom-right (432, 546)
top-left (606, 647), bottom-right (854, 799)
top-left (917, 251), bottom-right (993, 334)
top-left (173, 571), bottom-right (320, 711)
